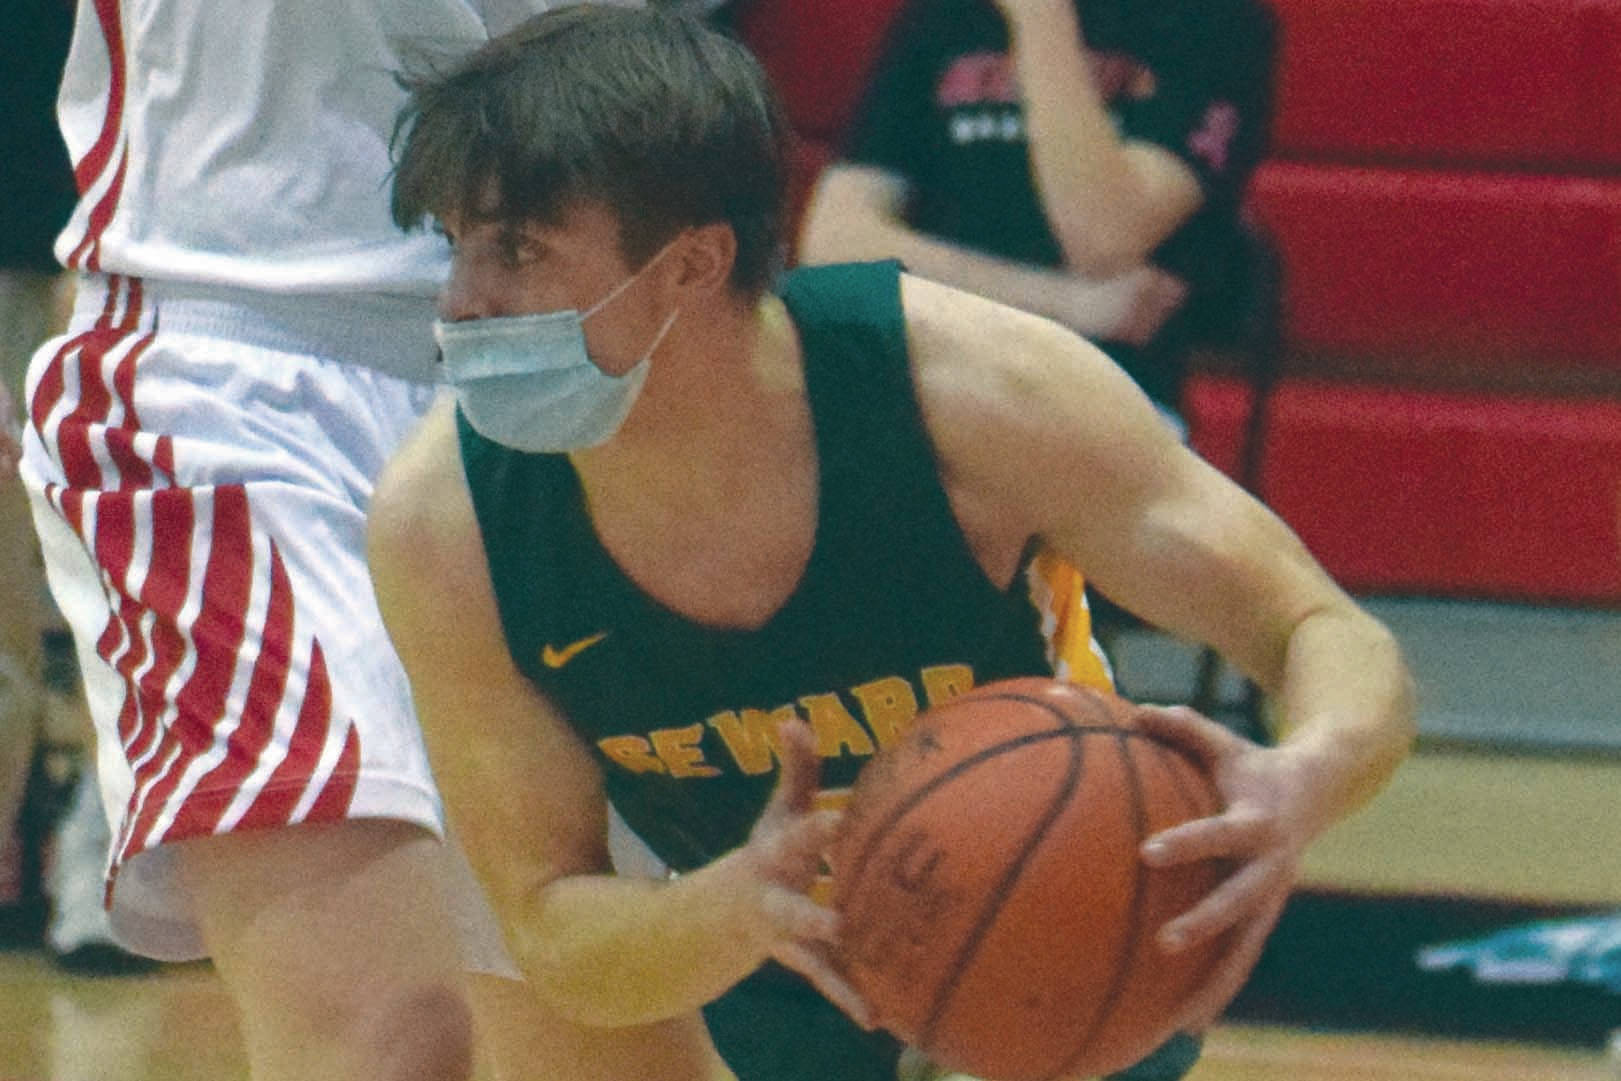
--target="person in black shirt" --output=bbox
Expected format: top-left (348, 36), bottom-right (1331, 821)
top-left (799, 0), bottom-right (1275, 415)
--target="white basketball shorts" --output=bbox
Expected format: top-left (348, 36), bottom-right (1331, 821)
top-left (19, 273), bottom-right (511, 971)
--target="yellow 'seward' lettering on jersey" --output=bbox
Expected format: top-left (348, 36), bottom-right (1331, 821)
top-left (920, 663), bottom-right (975, 706)
top-left (650, 723), bottom-right (721, 778)
top-left (707, 705), bottom-right (797, 775)
top-left (597, 663), bottom-right (977, 778)
top-left (848, 675), bottom-right (920, 748)
top-left (799, 692), bottom-right (878, 759)
top-left (597, 735), bottom-right (666, 774)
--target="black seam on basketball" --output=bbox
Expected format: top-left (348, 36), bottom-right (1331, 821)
top-left (1144, 735), bottom-right (1223, 816)
top-left (1053, 732), bottom-right (1152, 1081)
top-left (837, 722), bottom-right (1140, 896)
top-left (917, 702), bottom-right (1090, 1054)
top-left (1148, 739), bottom-right (1203, 820)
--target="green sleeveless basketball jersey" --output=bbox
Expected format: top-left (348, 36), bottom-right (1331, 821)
top-left (461, 259), bottom-right (1109, 873)
top-left (458, 260), bottom-right (1113, 1080)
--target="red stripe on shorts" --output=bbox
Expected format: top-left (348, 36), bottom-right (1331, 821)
top-left (305, 720), bottom-right (361, 825)
top-left (166, 521), bottom-right (296, 840)
top-left (119, 485), bottom-right (257, 859)
top-left (238, 638), bottom-right (340, 831)
top-left (87, 493), bottom-right (146, 756)
top-left (56, 331), bottom-right (114, 489)
top-left (107, 592), bottom-right (147, 752)
top-left (103, 318), bottom-right (158, 486)
top-left (115, 489), bottom-right (200, 833)
top-left (29, 274), bottom-right (123, 433)
top-left (49, 278), bottom-right (154, 494)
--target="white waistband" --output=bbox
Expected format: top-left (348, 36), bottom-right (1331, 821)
top-left (72, 276), bottom-right (444, 385)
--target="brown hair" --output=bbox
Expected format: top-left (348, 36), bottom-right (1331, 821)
top-left (392, 4), bottom-right (790, 295)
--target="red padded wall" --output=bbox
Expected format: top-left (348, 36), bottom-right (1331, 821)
top-left (1270, 0), bottom-right (1621, 169)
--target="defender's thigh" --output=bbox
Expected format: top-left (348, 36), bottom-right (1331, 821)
top-left (178, 817), bottom-right (474, 1081)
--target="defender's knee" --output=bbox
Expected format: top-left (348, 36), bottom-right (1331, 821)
top-left (365, 981), bottom-right (476, 1081)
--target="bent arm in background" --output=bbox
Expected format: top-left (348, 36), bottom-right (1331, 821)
top-left (996, 0), bottom-right (1205, 274)
top-left (799, 164), bottom-right (1185, 347)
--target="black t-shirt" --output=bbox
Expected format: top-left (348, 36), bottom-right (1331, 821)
top-left (842, 0), bottom-right (1275, 404)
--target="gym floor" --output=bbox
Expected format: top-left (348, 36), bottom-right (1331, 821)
top-left (0, 950), bottom-right (1612, 1080)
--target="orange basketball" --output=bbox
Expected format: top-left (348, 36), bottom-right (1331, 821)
top-left (830, 678), bottom-right (1231, 1081)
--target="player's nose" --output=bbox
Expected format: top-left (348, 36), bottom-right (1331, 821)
top-left (438, 262), bottom-right (495, 323)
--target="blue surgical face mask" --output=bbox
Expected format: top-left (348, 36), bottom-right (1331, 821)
top-left (434, 242), bottom-right (681, 453)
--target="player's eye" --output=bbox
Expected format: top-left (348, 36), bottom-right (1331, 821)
top-left (497, 228), bottom-right (541, 268)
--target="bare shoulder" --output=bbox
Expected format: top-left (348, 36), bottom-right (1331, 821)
top-left (897, 272), bottom-right (1181, 494)
top-left (901, 272), bottom-right (1122, 415)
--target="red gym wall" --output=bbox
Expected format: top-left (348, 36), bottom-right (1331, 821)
top-left (734, 0), bottom-right (1621, 606)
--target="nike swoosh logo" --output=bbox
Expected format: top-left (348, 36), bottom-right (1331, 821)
top-left (541, 631), bottom-right (609, 669)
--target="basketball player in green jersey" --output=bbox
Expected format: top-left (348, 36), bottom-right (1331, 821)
top-left (371, 7), bottom-right (1415, 1080)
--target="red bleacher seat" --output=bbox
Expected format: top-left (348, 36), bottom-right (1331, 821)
top-left (1250, 162), bottom-right (1621, 366)
top-left (732, 0), bottom-right (908, 242)
top-left (1189, 375), bottom-right (1621, 604)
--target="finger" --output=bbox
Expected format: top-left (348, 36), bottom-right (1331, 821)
top-left (747, 811), bottom-right (840, 891)
top-left (1157, 856), bottom-right (1285, 953)
top-left (763, 808), bottom-right (844, 883)
top-left (1142, 806), bottom-right (1272, 867)
top-left (1172, 891), bottom-right (1287, 1031)
top-left (768, 718), bottom-right (822, 817)
top-left (773, 940), bottom-right (876, 1030)
top-left (760, 885), bottom-right (841, 945)
top-left (1133, 705), bottom-right (1247, 767)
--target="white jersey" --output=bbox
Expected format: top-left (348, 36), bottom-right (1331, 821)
top-left (53, 0), bottom-right (552, 378)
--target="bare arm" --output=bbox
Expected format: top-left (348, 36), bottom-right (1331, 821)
top-left (906, 275), bottom-right (1411, 802)
top-left (369, 402), bottom-right (856, 1036)
top-left (995, 0), bottom-right (1204, 274)
top-left (903, 274), bottom-right (1415, 1024)
top-left (799, 164), bottom-right (1185, 346)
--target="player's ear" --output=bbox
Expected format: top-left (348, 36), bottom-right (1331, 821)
top-left (669, 221), bottom-right (736, 299)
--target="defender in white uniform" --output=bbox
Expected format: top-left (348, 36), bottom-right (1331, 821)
top-left (18, 3), bottom-right (721, 1080)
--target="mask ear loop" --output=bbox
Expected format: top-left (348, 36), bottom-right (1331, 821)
top-left (641, 308), bottom-right (681, 363)
top-left (582, 236), bottom-right (682, 321)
